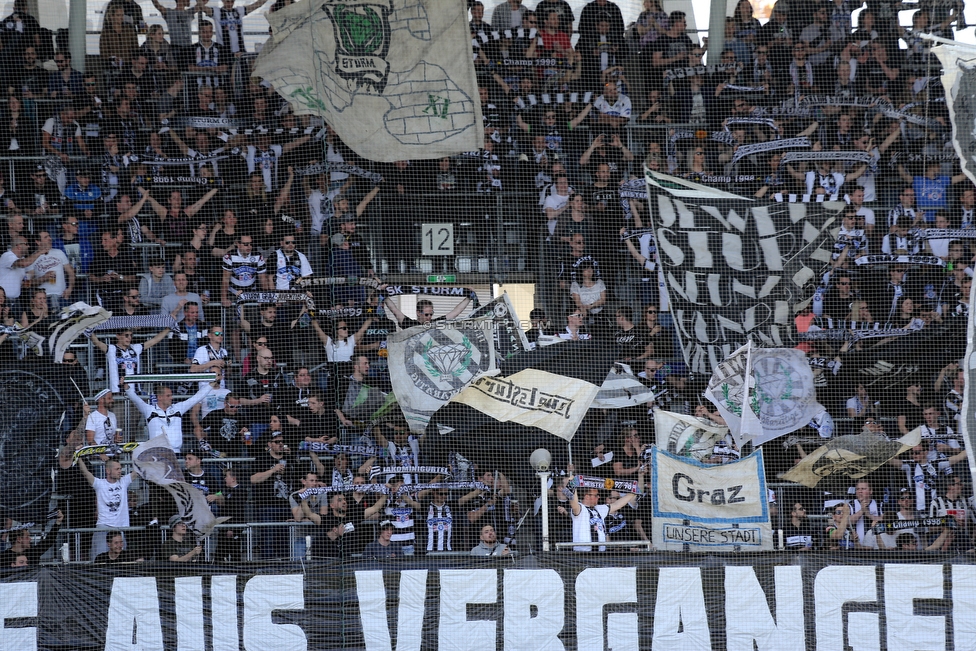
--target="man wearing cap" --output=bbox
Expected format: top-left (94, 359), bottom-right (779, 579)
top-left (250, 431), bottom-right (298, 559)
top-left (470, 524), bottom-right (509, 556)
top-left (364, 520), bottom-right (404, 558)
top-left (333, 213), bottom-right (372, 275)
top-left (123, 372), bottom-right (219, 452)
top-left (63, 168), bottom-right (102, 224)
top-left (162, 516), bottom-right (202, 562)
top-left (85, 388), bottom-right (119, 445)
top-left (876, 488), bottom-right (919, 549)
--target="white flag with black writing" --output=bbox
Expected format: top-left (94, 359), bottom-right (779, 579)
top-left (450, 368), bottom-right (599, 441)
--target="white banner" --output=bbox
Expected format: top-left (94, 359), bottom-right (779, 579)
top-left (590, 364), bottom-right (657, 410)
top-left (934, 44), bottom-right (976, 187)
top-left (450, 369), bottom-right (599, 441)
top-left (705, 345), bottom-right (822, 446)
top-left (653, 410), bottom-right (730, 462)
top-left (132, 436), bottom-right (228, 537)
top-left (253, 0), bottom-right (483, 161)
top-left (650, 447), bottom-right (773, 551)
top-left (387, 319), bottom-right (496, 432)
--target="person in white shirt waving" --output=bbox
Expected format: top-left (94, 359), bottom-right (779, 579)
top-left (569, 465), bottom-right (644, 551)
top-left (123, 369), bottom-right (221, 453)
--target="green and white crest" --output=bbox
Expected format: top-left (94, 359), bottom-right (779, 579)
top-left (323, 0), bottom-right (393, 92)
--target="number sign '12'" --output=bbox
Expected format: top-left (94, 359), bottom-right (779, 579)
top-left (422, 223), bottom-right (454, 256)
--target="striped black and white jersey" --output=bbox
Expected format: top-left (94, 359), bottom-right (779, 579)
top-left (425, 501), bottom-right (453, 552)
top-left (222, 251), bottom-right (266, 293)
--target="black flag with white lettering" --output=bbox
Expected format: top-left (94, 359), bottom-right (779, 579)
top-left (642, 182), bottom-right (841, 373)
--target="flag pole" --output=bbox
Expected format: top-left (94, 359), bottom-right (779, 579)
top-left (916, 31), bottom-right (976, 50)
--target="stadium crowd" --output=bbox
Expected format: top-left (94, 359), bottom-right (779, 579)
top-left (0, 0), bottom-right (975, 562)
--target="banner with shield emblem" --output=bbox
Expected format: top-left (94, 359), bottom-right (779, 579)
top-left (387, 318), bottom-right (496, 432)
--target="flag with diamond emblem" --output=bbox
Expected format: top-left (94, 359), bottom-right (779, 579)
top-left (387, 318), bottom-right (496, 432)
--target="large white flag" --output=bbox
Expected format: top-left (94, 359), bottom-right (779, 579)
top-left (252, 0), bottom-right (483, 161)
top-left (450, 368), bottom-right (600, 441)
top-left (132, 436), bottom-right (228, 537)
top-left (934, 44), bottom-right (976, 187)
top-left (387, 318), bottom-right (496, 432)
top-left (706, 345), bottom-right (821, 447)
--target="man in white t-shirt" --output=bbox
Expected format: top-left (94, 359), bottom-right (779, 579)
top-left (543, 175), bottom-right (572, 238)
top-left (85, 388), bottom-right (119, 445)
top-left (189, 327), bottom-right (229, 391)
top-left (569, 470), bottom-right (643, 551)
top-left (0, 235), bottom-right (41, 306)
top-left (78, 456), bottom-right (137, 560)
top-left (26, 230), bottom-right (73, 309)
top-left (592, 82), bottom-right (631, 131)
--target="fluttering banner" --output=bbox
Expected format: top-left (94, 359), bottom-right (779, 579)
top-left (705, 345), bottom-right (822, 446)
top-left (131, 436), bottom-right (229, 537)
top-left (779, 426), bottom-right (922, 488)
top-left (450, 368), bottom-right (599, 441)
top-left (252, 0), bottom-right (483, 161)
top-left (640, 177), bottom-right (841, 374)
top-left (387, 318), bottom-right (496, 432)
top-left (653, 409), bottom-right (730, 462)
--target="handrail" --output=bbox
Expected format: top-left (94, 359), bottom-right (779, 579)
top-left (555, 540), bottom-right (653, 551)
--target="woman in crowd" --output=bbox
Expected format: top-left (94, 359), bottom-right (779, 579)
top-left (636, 0), bottom-right (667, 49)
top-left (569, 258), bottom-right (607, 324)
top-left (309, 312), bottom-right (374, 363)
top-left (99, 3), bottom-right (139, 69)
top-left (636, 304), bottom-right (672, 362)
top-left (20, 288), bottom-right (56, 335)
top-left (683, 146), bottom-right (712, 182)
top-left (612, 427), bottom-right (648, 478)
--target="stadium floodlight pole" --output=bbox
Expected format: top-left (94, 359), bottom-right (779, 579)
top-left (69, 0), bottom-right (86, 73)
top-left (705, 0), bottom-right (726, 66)
top-left (530, 449), bottom-right (553, 552)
